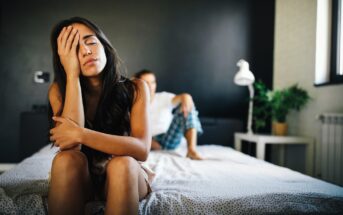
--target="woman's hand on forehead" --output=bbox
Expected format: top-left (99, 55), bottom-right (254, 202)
top-left (57, 25), bottom-right (81, 78)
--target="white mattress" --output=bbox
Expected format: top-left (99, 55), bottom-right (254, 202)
top-left (1, 144), bottom-right (343, 214)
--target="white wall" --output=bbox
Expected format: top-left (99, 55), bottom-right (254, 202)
top-left (273, 0), bottom-right (343, 176)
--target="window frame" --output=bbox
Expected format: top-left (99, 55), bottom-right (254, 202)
top-left (315, 0), bottom-right (343, 87)
top-left (329, 0), bottom-right (343, 84)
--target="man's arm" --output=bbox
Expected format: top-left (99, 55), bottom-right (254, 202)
top-left (172, 93), bottom-right (194, 117)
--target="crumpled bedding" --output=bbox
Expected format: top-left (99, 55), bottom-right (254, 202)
top-left (0, 146), bottom-right (56, 214)
top-left (1, 144), bottom-right (343, 214)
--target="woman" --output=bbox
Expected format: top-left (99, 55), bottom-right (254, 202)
top-left (48, 17), bottom-right (152, 215)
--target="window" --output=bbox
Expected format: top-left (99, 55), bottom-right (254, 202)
top-left (315, 0), bottom-right (343, 86)
top-left (330, 0), bottom-right (343, 84)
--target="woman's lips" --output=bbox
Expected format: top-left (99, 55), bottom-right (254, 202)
top-left (84, 58), bottom-right (98, 66)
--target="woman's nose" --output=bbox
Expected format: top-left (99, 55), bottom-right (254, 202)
top-left (80, 45), bottom-right (92, 57)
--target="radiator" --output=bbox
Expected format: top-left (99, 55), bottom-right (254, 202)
top-left (318, 113), bottom-right (343, 186)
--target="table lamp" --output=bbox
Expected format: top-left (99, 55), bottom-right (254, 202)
top-left (234, 59), bottom-right (255, 135)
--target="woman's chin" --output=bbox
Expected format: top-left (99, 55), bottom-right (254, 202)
top-left (81, 69), bottom-right (102, 77)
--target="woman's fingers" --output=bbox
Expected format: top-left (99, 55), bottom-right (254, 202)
top-left (60, 26), bottom-right (73, 50)
top-left (71, 30), bottom-right (79, 52)
top-left (65, 28), bottom-right (78, 51)
top-left (52, 116), bottom-right (65, 123)
top-left (57, 25), bottom-right (79, 53)
top-left (57, 26), bottom-right (71, 54)
top-left (56, 25), bottom-right (81, 76)
top-left (57, 27), bottom-right (66, 46)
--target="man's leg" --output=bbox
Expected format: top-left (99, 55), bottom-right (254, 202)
top-left (153, 106), bottom-right (203, 159)
top-left (185, 128), bottom-right (203, 160)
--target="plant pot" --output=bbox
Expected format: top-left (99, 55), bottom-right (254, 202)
top-left (272, 122), bottom-right (288, 136)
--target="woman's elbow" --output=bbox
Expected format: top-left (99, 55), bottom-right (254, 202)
top-left (137, 153), bottom-right (148, 162)
top-left (136, 150), bottom-right (148, 162)
top-left (137, 140), bottom-right (150, 161)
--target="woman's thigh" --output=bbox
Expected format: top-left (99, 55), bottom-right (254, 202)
top-left (103, 156), bottom-right (149, 201)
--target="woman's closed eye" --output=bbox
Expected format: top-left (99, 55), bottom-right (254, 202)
top-left (86, 40), bottom-right (97, 45)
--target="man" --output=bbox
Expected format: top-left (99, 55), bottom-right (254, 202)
top-left (133, 69), bottom-right (203, 160)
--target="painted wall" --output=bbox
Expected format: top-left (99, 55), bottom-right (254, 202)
top-left (0, 0), bottom-right (275, 162)
top-left (273, 0), bottom-right (343, 175)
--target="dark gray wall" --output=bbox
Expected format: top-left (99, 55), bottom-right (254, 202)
top-left (0, 0), bottom-right (274, 162)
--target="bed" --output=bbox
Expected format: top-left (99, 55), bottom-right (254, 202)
top-left (1, 141), bottom-right (343, 214)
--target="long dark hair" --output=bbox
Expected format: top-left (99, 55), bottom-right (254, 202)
top-left (49, 16), bottom-right (136, 132)
top-left (48, 17), bottom-right (136, 181)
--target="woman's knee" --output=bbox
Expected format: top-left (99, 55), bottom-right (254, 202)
top-left (51, 150), bottom-right (88, 173)
top-left (106, 156), bottom-right (138, 179)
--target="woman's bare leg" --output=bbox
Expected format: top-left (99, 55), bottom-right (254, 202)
top-left (185, 128), bottom-right (203, 160)
top-left (104, 156), bottom-right (149, 215)
top-left (48, 150), bottom-right (92, 215)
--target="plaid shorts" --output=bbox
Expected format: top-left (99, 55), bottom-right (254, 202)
top-left (153, 106), bottom-right (203, 150)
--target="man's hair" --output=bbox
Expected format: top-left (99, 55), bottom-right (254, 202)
top-left (133, 69), bottom-right (154, 79)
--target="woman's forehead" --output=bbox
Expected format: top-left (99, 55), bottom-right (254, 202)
top-left (71, 23), bottom-right (95, 38)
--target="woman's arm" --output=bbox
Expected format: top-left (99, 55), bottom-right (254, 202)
top-left (49, 26), bottom-right (84, 128)
top-left (80, 79), bottom-right (151, 161)
top-left (48, 83), bottom-right (63, 118)
top-left (49, 26), bottom-right (84, 150)
top-left (49, 82), bottom-right (81, 150)
top-left (57, 26), bottom-right (84, 127)
top-left (51, 79), bottom-right (151, 160)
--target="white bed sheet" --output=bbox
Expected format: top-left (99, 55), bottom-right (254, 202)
top-left (1, 144), bottom-right (343, 214)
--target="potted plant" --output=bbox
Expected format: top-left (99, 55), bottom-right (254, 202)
top-left (253, 81), bottom-right (272, 133)
top-left (268, 84), bottom-right (310, 135)
top-left (253, 81), bottom-right (310, 135)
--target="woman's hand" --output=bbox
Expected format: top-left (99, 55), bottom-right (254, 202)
top-left (180, 93), bottom-right (194, 118)
top-left (50, 116), bottom-right (83, 151)
top-left (57, 25), bottom-right (80, 78)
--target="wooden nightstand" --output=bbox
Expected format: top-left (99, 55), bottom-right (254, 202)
top-left (234, 132), bottom-right (315, 175)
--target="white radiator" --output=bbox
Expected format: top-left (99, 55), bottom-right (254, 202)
top-left (318, 113), bottom-right (343, 186)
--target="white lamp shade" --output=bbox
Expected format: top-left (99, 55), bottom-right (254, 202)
top-left (234, 59), bottom-right (255, 86)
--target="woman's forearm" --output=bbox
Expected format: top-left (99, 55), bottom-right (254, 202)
top-left (61, 76), bottom-right (85, 127)
top-left (79, 128), bottom-right (149, 161)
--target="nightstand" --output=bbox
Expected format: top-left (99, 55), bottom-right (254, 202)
top-left (234, 132), bottom-right (314, 175)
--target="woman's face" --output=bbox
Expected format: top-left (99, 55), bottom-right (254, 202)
top-left (71, 23), bottom-right (107, 77)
